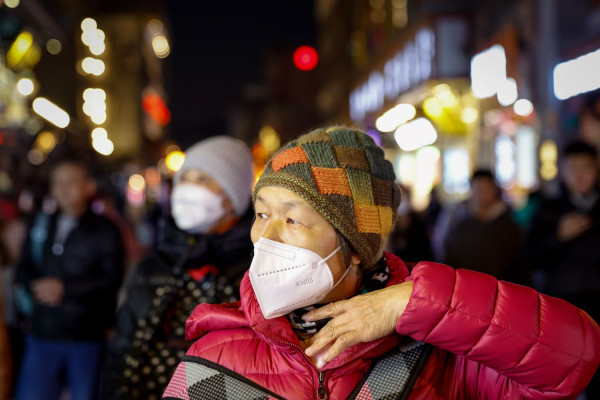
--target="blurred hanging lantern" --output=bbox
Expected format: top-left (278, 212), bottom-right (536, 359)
top-left (142, 89), bottom-right (171, 126)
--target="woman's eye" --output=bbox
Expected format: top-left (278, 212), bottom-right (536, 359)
top-left (287, 218), bottom-right (300, 225)
top-left (257, 212), bottom-right (268, 219)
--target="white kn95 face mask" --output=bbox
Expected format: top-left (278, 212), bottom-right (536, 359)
top-left (249, 237), bottom-right (350, 319)
top-left (171, 183), bottom-right (226, 234)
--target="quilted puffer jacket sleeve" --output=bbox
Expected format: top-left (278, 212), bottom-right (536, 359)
top-left (396, 262), bottom-right (600, 398)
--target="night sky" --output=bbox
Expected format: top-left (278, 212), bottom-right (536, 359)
top-left (165, 1), bottom-right (316, 148)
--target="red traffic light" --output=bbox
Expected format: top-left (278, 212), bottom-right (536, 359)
top-left (293, 45), bottom-right (318, 71)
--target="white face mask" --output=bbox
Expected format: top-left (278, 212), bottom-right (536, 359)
top-left (249, 237), bottom-right (351, 319)
top-left (170, 183), bottom-right (226, 234)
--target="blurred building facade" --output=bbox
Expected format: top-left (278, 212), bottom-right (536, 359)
top-left (0, 0), bottom-right (172, 210)
top-left (316, 0), bottom-right (600, 209)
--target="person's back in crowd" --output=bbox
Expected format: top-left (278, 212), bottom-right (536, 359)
top-left (443, 170), bottom-right (527, 284)
top-left (525, 141), bottom-right (600, 396)
top-left (14, 156), bottom-right (124, 400)
top-left (99, 136), bottom-right (254, 400)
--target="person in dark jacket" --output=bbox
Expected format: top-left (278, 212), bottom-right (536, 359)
top-left (15, 157), bottom-right (124, 400)
top-left (525, 141), bottom-right (600, 396)
top-left (100, 136), bottom-right (254, 399)
top-left (443, 169), bottom-right (527, 284)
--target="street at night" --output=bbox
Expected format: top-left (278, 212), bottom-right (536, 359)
top-left (1, 0), bottom-right (600, 399)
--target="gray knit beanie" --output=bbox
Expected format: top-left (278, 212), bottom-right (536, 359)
top-left (174, 136), bottom-right (253, 216)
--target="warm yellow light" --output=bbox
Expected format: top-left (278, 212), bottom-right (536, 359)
top-left (5, 0), bottom-right (20, 7)
top-left (16, 78), bottom-right (35, 96)
top-left (89, 42), bottom-right (105, 55)
top-left (540, 164), bottom-right (558, 181)
top-left (81, 57), bottom-right (105, 76)
top-left (423, 97), bottom-right (443, 118)
top-left (147, 19), bottom-right (164, 35)
top-left (92, 137), bottom-right (114, 156)
top-left (7, 31), bottom-right (41, 68)
top-left (165, 151), bottom-right (185, 171)
top-left (152, 35), bottom-right (170, 58)
top-left (128, 174), bottom-right (146, 192)
top-left (36, 131), bottom-right (57, 151)
top-left (433, 84), bottom-right (452, 100)
top-left (81, 29), bottom-right (104, 48)
top-left (396, 153), bottom-right (417, 186)
top-left (91, 111), bottom-right (107, 125)
top-left (375, 104), bottom-right (416, 132)
top-left (83, 88), bottom-right (106, 101)
top-left (81, 32), bottom-right (92, 46)
top-left (95, 29), bottom-right (105, 42)
top-left (91, 128), bottom-right (108, 141)
top-left (259, 125), bottom-right (281, 153)
top-left (540, 140), bottom-right (557, 162)
top-left (413, 146), bottom-right (441, 211)
top-left (394, 118), bottom-right (438, 151)
top-left (540, 140), bottom-right (558, 181)
top-left (81, 18), bottom-right (97, 32)
top-left (83, 99), bottom-right (106, 116)
top-left (461, 107), bottom-right (478, 124)
top-left (32, 97), bottom-right (70, 128)
top-left (432, 84), bottom-right (458, 109)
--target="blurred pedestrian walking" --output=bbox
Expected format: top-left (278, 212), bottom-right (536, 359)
top-left (14, 156), bottom-right (124, 400)
top-left (443, 170), bottom-right (526, 284)
top-left (99, 136), bottom-right (254, 399)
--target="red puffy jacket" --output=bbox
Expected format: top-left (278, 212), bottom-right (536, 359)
top-left (172, 253), bottom-right (600, 399)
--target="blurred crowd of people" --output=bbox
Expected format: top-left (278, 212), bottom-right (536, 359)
top-left (0, 134), bottom-right (599, 399)
top-left (388, 140), bottom-right (600, 327)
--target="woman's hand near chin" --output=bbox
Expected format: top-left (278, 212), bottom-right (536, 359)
top-left (302, 281), bottom-right (413, 368)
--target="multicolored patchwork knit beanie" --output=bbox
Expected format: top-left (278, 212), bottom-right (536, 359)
top-left (253, 126), bottom-right (401, 268)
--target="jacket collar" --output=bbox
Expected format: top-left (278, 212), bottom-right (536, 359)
top-left (186, 252), bottom-right (411, 369)
top-left (159, 209), bottom-right (254, 266)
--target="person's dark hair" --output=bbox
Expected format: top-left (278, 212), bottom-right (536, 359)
top-left (49, 155), bottom-right (94, 180)
top-left (335, 228), bottom-right (377, 275)
top-left (335, 229), bottom-right (353, 270)
top-left (562, 141), bottom-right (598, 160)
top-left (470, 169), bottom-right (496, 184)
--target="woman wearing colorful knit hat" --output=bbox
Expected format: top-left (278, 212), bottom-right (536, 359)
top-left (163, 127), bottom-right (600, 399)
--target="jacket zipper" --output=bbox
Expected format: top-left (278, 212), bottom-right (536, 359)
top-left (256, 328), bottom-right (329, 400)
top-left (317, 371), bottom-right (328, 399)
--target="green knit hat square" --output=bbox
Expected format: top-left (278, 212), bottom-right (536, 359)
top-left (253, 126), bottom-right (401, 267)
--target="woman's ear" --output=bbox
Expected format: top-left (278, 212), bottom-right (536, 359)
top-left (350, 252), bottom-right (361, 267)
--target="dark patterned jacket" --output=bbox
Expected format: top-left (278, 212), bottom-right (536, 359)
top-left (99, 211), bottom-right (253, 399)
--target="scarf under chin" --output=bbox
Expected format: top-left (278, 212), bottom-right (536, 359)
top-left (287, 256), bottom-right (390, 340)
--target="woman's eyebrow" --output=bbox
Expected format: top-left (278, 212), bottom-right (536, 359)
top-left (256, 195), bottom-right (306, 212)
top-left (282, 201), bottom-right (300, 210)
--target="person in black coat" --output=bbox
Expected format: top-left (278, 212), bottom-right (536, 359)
top-left (15, 158), bottom-right (124, 400)
top-left (99, 136), bottom-right (254, 399)
top-left (443, 170), bottom-right (526, 284)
